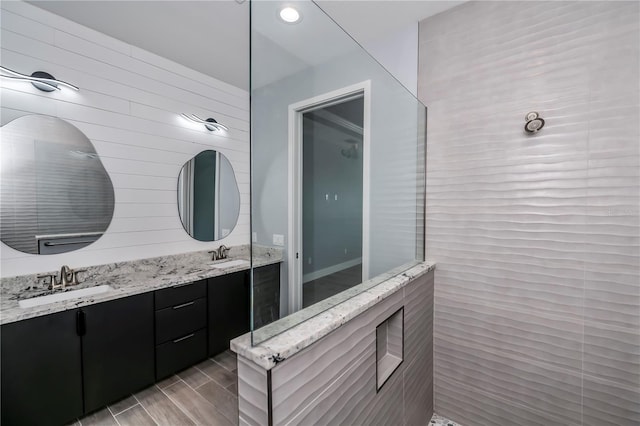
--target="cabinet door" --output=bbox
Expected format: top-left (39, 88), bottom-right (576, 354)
top-left (208, 271), bottom-right (249, 356)
top-left (253, 263), bottom-right (281, 329)
top-left (1, 310), bottom-right (83, 426)
top-left (82, 293), bottom-right (154, 413)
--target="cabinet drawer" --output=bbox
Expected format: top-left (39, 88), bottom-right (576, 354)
top-left (156, 329), bottom-right (207, 381)
top-left (155, 280), bottom-right (206, 310)
top-left (155, 298), bottom-right (207, 344)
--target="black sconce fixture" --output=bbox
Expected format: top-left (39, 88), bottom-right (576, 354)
top-left (180, 113), bottom-right (229, 132)
top-left (0, 66), bottom-right (79, 92)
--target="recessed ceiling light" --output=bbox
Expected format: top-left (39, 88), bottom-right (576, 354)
top-left (279, 6), bottom-right (301, 24)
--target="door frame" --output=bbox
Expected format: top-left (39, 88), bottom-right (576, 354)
top-left (287, 80), bottom-right (372, 313)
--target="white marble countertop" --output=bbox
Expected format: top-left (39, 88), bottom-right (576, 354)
top-left (0, 245), bottom-right (282, 325)
top-left (230, 260), bottom-right (436, 370)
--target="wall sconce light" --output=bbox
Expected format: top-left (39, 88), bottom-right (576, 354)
top-left (0, 66), bottom-right (79, 92)
top-left (180, 113), bottom-right (229, 132)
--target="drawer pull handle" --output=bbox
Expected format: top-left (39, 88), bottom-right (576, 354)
top-left (171, 282), bottom-right (193, 288)
top-left (172, 301), bottom-right (195, 310)
top-left (173, 333), bottom-right (195, 343)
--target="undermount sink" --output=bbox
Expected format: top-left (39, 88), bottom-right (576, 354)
top-left (19, 285), bottom-right (113, 309)
top-left (209, 259), bottom-right (250, 269)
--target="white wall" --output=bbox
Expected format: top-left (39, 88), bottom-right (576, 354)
top-left (0, 1), bottom-right (250, 278)
top-left (301, 115), bottom-right (363, 279)
top-left (419, 1), bottom-right (639, 425)
top-left (360, 23), bottom-right (418, 97)
top-left (253, 46), bottom-right (424, 313)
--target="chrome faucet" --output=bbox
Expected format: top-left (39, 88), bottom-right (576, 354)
top-left (37, 265), bottom-right (85, 290)
top-left (217, 245), bottom-right (230, 259)
top-left (59, 265), bottom-right (74, 287)
top-left (209, 245), bottom-right (230, 261)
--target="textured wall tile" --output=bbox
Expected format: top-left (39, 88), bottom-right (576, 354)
top-left (434, 374), bottom-right (576, 426)
top-left (583, 321), bottom-right (640, 388)
top-left (434, 294), bottom-right (583, 372)
top-left (583, 375), bottom-right (640, 426)
top-left (419, 1), bottom-right (639, 425)
top-left (434, 333), bottom-right (582, 423)
top-left (404, 271), bottom-right (433, 367)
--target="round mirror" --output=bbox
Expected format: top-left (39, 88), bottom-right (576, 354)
top-left (178, 150), bottom-right (240, 241)
top-left (1, 115), bottom-right (115, 254)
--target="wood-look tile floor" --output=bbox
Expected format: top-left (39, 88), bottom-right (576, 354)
top-left (71, 350), bottom-right (239, 426)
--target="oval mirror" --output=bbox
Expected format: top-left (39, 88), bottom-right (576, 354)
top-left (1, 115), bottom-right (115, 254)
top-left (178, 150), bottom-right (240, 241)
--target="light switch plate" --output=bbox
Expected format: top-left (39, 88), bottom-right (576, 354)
top-left (273, 234), bottom-right (284, 246)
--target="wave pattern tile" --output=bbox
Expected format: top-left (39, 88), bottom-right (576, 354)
top-left (418, 2), bottom-right (639, 425)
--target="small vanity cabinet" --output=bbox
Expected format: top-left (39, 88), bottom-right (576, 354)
top-left (0, 293), bottom-right (154, 426)
top-left (208, 271), bottom-right (249, 356)
top-left (82, 293), bottom-right (155, 414)
top-left (1, 309), bottom-right (83, 426)
top-left (154, 280), bottom-right (208, 380)
top-left (253, 263), bottom-right (281, 329)
top-left (206, 264), bottom-right (281, 355)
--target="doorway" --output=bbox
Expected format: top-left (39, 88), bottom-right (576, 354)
top-left (288, 81), bottom-right (371, 312)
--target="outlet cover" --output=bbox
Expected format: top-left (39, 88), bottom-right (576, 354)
top-left (273, 234), bottom-right (284, 246)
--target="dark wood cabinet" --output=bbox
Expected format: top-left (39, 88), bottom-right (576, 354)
top-left (208, 271), bottom-right (249, 356)
top-left (155, 280), bottom-right (206, 310)
top-left (1, 294), bottom-right (154, 423)
top-left (155, 298), bottom-right (207, 344)
top-left (156, 329), bottom-right (208, 379)
top-left (1, 262), bottom-right (281, 424)
top-left (207, 263), bottom-right (281, 356)
top-left (154, 281), bottom-right (208, 380)
top-left (1, 310), bottom-right (83, 426)
top-left (82, 293), bottom-right (155, 413)
top-left (253, 263), bottom-right (281, 329)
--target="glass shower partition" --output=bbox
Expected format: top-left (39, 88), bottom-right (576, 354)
top-left (250, 0), bottom-right (426, 345)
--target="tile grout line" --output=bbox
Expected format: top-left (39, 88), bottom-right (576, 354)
top-left (193, 375), bottom-right (238, 400)
top-left (108, 395), bottom-right (135, 416)
top-left (112, 402), bottom-right (139, 416)
top-left (581, 65), bottom-right (592, 426)
top-left (174, 373), bottom-right (235, 425)
top-left (131, 393), bottom-right (160, 426)
top-left (106, 405), bottom-right (123, 426)
top-left (194, 360), bottom-right (235, 389)
top-left (178, 369), bottom-right (213, 392)
top-left (158, 381), bottom-right (202, 426)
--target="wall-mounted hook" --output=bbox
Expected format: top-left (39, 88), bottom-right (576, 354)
top-left (524, 111), bottom-right (545, 133)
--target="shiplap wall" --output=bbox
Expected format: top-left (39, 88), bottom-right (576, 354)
top-left (419, 2), bottom-right (639, 425)
top-left (0, 1), bottom-right (250, 278)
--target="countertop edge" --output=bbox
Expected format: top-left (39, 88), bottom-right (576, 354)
top-left (1, 255), bottom-right (282, 325)
top-left (230, 261), bottom-right (436, 370)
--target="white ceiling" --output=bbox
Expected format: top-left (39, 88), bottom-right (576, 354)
top-left (27, 0), bottom-right (464, 91)
top-left (315, 1), bottom-right (466, 45)
top-left (28, 0), bottom-right (251, 89)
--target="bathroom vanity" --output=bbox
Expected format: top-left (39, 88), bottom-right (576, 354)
top-left (0, 248), bottom-right (281, 426)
